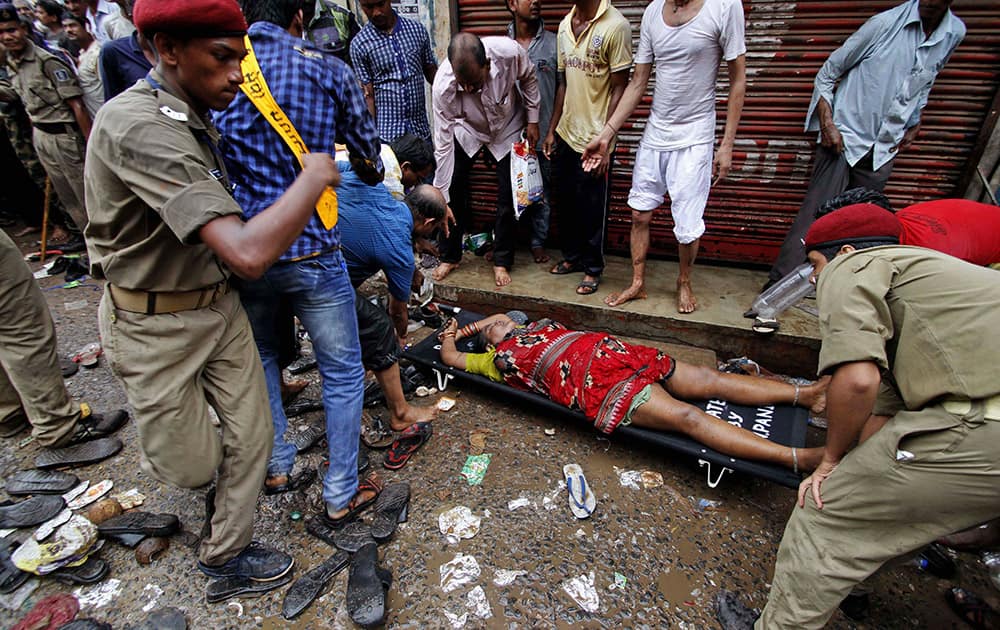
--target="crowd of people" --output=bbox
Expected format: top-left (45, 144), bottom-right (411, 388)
top-left (2, 0), bottom-right (999, 627)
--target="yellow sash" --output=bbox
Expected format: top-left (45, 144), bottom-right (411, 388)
top-left (239, 36), bottom-right (338, 230)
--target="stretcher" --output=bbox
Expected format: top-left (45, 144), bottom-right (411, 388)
top-left (401, 308), bottom-right (809, 489)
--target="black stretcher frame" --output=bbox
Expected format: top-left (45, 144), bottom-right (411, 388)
top-left (402, 307), bottom-right (808, 489)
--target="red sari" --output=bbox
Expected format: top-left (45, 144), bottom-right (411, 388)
top-left (493, 320), bottom-right (676, 434)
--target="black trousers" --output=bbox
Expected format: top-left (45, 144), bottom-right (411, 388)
top-left (551, 134), bottom-right (610, 277)
top-left (768, 146), bottom-right (894, 283)
top-left (439, 141), bottom-right (516, 269)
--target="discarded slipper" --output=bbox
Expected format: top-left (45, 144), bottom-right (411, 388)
top-left (287, 357), bottom-right (317, 375)
top-left (282, 550), bottom-right (350, 620)
top-left (752, 317), bottom-right (780, 334)
top-left (50, 556), bottom-right (109, 585)
top-left (306, 514), bottom-right (340, 546)
top-left (361, 413), bottom-right (394, 450)
top-left (369, 482), bottom-right (410, 543)
top-left (0, 495), bottom-right (66, 528)
top-left (264, 468), bottom-right (317, 496)
top-left (6, 470), bottom-right (79, 496)
top-left (333, 521), bottom-right (376, 554)
top-left (563, 463), bottom-right (596, 519)
top-left (103, 532), bottom-right (146, 548)
top-left (11, 593), bottom-right (80, 630)
top-left (347, 542), bottom-right (392, 628)
top-left (284, 398), bottom-right (323, 417)
top-left (205, 571), bottom-right (293, 604)
top-left (383, 422), bottom-right (432, 470)
top-left (946, 586), bottom-right (1000, 630)
top-left (72, 342), bottom-right (102, 369)
top-left (0, 540), bottom-right (30, 595)
top-left (35, 437), bottom-right (123, 469)
top-left (127, 607), bottom-right (188, 630)
top-left (97, 512), bottom-right (179, 537)
top-left (291, 425), bottom-right (325, 453)
top-left (714, 590), bottom-right (760, 630)
top-left (60, 357), bottom-right (79, 378)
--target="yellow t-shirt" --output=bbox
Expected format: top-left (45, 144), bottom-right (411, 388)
top-left (464, 349), bottom-right (503, 382)
top-left (555, 0), bottom-right (633, 154)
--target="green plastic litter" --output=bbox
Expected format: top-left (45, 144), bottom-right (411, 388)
top-left (460, 453), bottom-right (492, 485)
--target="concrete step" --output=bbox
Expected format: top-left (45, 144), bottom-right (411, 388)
top-left (431, 250), bottom-right (821, 377)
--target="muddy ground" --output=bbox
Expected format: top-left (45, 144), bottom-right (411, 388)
top-left (1, 229), bottom-right (994, 629)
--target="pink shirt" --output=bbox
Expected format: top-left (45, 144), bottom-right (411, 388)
top-left (432, 36), bottom-right (540, 202)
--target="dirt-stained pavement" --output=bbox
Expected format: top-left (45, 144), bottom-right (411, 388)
top-left (1, 230), bottom-right (995, 629)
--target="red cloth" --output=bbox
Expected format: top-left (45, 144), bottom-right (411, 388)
top-left (804, 203), bottom-right (901, 251)
top-left (898, 199), bottom-right (1000, 266)
top-left (133, 0), bottom-right (247, 35)
top-left (494, 320), bottom-right (676, 434)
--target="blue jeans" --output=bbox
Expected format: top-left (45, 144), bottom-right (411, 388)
top-left (238, 250), bottom-right (363, 510)
top-left (529, 155), bottom-right (551, 250)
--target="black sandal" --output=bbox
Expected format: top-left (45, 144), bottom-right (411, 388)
top-left (549, 259), bottom-right (582, 275)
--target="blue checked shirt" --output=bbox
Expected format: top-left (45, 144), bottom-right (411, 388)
top-left (217, 21), bottom-right (382, 261)
top-left (349, 12), bottom-right (437, 142)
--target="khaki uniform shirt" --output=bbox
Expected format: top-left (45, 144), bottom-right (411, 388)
top-left (816, 245), bottom-right (1000, 412)
top-left (6, 41), bottom-right (81, 124)
top-left (84, 71), bottom-right (241, 291)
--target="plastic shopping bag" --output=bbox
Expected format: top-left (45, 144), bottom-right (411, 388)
top-left (510, 139), bottom-right (544, 220)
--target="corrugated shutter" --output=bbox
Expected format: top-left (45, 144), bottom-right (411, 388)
top-left (452, 0), bottom-right (1000, 265)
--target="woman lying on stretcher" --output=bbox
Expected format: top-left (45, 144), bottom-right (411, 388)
top-left (438, 313), bottom-right (829, 472)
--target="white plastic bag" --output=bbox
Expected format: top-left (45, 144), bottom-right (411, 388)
top-left (510, 139), bottom-right (544, 220)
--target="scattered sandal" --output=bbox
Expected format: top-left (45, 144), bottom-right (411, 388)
top-left (284, 398), bottom-right (323, 418)
top-left (370, 482), bottom-right (410, 543)
top-left (752, 317), bottom-right (780, 334)
top-left (282, 550), bottom-right (350, 620)
top-left (361, 413), bottom-right (394, 450)
top-left (333, 521), bottom-right (376, 554)
top-left (383, 422), bottom-right (432, 471)
top-left (72, 342), bottom-right (102, 369)
top-left (205, 572), bottom-right (294, 604)
top-left (563, 463), bottom-right (596, 519)
top-left (291, 425), bottom-right (325, 454)
top-left (0, 495), bottom-right (66, 528)
top-left (97, 511), bottom-right (179, 537)
top-left (35, 437), bottom-right (123, 470)
top-left (347, 542), bottom-right (392, 628)
top-left (6, 470), bottom-right (79, 496)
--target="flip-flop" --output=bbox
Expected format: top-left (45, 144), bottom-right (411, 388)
top-left (347, 542), bottom-right (392, 628)
top-left (320, 471), bottom-right (384, 529)
top-left (35, 437), bottom-right (123, 469)
top-left (97, 512), bottom-right (180, 537)
top-left (6, 470), bottom-right (79, 496)
top-left (71, 343), bottom-right (102, 369)
top-left (49, 555), bottom-right (109, 585)
top-left (550, 260), bottom-right (582, 275)
top-left (284, 398), bottom-right (323, 417)
top-left (946, 586), bottom-right (1000, 629)
top-left (361, 413), bottom-right (394, 450)
top-left (383, 422), bottom-right (432, 470)
top-left (291, 425), bottom-right (326, 454)
top-left (0, 540), bottom-right (29, 595)
top-left (752, 317), bottom-right (780, 334)
top-left (306, 514), bottom-right (340, 545)
top-left (60, 357), bottom-right (79, 378)
top-left (370, 482), bottom-right (410, 543)
top-left (576, 277), bottom-right (600, 296)
top-left (333, 521), bottom-right (376, 554)
top-left (282, 550), bottom-right (350, 620)
top-left (205, 571), bottom-right (294, 604)
top-left (562, 464), bottom-right (596, 519)
top-left (264, 468), bottom-right (317, 496)
top-left (0, 495), bottom-right (66, 528)
top-left (9, 593), bottom-right (79, 630)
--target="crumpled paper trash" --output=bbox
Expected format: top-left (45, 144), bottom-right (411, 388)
top-left (563, 571), bottom-right (600, 613)
top-left (440, 553), bottom-right (480, 593)
top-left (439, 506), bottom-right (482, 544)
top-left (466, 585), bottom-right (492, 619)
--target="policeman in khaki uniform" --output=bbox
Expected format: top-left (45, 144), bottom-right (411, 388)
top-left (85, 0), bottom-right (341, 587)
top-left (718, 208), bottom-right (1000, 629)
top-left (0, 3), bottom-right (91, 238)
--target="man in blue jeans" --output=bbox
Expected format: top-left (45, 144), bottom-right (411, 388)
top-left (217, 0), bottom-right (383, 524)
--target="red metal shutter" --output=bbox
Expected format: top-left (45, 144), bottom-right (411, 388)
top-left (452, 0), bottom-right (1000, 265)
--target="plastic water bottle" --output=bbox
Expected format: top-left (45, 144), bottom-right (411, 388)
top-left (752, 263), bottom-right (814, 319)
top-left (982, 551), bottom-right (1000, 591)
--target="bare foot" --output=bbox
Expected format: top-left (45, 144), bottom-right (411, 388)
top-left (531, 246), bottom-right (550, 263)
top-left (604, 283), bottom-right (647, 307)
top-left (801, 375), bottom-right (831, 415)
top-left (47, 226), bottom-right (71, 245)
top-left (494, 266), bottom-right (511, 287)
top-left (796, 446), bottom-right (825, 473)
top-left (677, 279), bottom-right (697, 314)
top-left (389, 404), bottom-right (438, 432)
top-left (432, 261), bottom-right (459, 281)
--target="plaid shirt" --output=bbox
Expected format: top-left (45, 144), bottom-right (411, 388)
top-left (349, 12), bottom-right (436, 142)
top-left (217, 21), bottom-right (382, 261)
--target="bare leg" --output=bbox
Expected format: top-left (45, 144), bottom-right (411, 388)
top-left (433, 261), bottom-right (460, 281)
top-left (376, 364), bottom-right (437, 431)
top-left (666, 363), bottom-right (829, 416)
top-left (858, 414), bottom-right (890, 445)
top-left (676, 239), bottom-right (699, 314)
top-left (605, 210), bottom-right (650, 307)
top-left (631, 385), bottom-right (823, 470)
top-left (493, 266), bottom-right (511, 287)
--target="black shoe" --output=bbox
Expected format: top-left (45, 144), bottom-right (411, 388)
top-left (714, 591), bottom-right (759, 630)
top-left (67, 409), bottom-right (129, 445)
top-left (197, 541), bottom-right (294, 581)
top-left (0, 412), bottom-right (29, 438)
top-left (59, 237), bottom-right (87, 253)
top-left (839, 588), bottom-right (870, 621)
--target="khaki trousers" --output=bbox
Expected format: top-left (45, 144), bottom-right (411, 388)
top-left (32, 127), bottom-right (87, 233)
top-left (99, 289), bottom-right (272, 565)
top-left (758, 402), bottom-right (1000, 629)
top-left (0, 230), bottom-right (79, 446)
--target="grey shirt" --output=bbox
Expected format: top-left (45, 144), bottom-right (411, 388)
top-left (805, 0), bottom-right (965, 170)
top-left (508, 20), bottom-right (557, 152)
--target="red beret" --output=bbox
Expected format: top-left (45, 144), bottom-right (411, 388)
top-left (133, 0), bottom-right (247, 36)
top-left (804, 203), bottom-right (902, 252)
